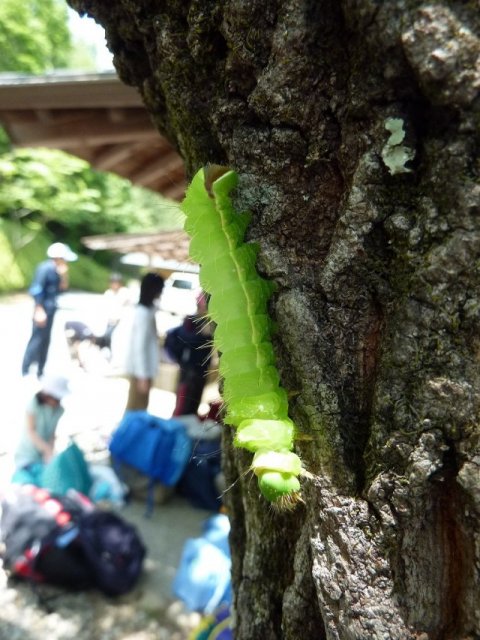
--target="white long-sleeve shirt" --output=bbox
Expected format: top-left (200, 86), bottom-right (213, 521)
top-left (124, 304), bottom-right (159, 379)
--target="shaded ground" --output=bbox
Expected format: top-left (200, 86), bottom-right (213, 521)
top-left (0, 292), bottom-right (222, 639)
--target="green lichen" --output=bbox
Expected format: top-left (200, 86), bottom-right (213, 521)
top-left (381, 118), bottom-right (415, 176)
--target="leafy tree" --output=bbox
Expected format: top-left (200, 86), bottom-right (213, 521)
top-left (0, 147), bottom-right (181, 291)
top-left (0, 129), bottom-right (11, 155)
top-left (0, 1), bottom-right (179, 293)
top-left (66, 39), bottom-right (98, 72)
top-left (0, 0), bottom-right (72, 73)
top-left (0, 147), bottom-right (180, 245)
top-left (68, 1), bottom-right (480, 638)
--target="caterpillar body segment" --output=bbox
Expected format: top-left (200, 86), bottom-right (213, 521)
top-left (225, 390), bottom-right (289, 426)
top-left (219, 342), bottom-right (276, 378)
top-left (222, 365), bottom-right (281, 404)
top-left (234, 418), bottom-right (295, 452)
top-left (252, 450), bottom-right (303, 476)
top-left (213, 315), bottom-right (272, 352)
top-left (181, 166), bottom-right (303, 508)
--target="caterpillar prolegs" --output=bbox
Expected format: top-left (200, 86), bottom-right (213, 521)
top-left (181, 166), bottom-right (305, 509)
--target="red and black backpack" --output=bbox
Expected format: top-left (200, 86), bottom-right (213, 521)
top-left (0, 484), bottom-right (145, 596)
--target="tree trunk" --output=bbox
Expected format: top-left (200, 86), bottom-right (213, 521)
top-left (68, 1), bottom-right (480, 637)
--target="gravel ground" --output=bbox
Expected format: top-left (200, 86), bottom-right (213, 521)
top-left (0, 293), bottom-right (221, 640)
top-left (0, 491), bottom-right (208, 640)
top-left (0, 570), bottom-right (201, 640)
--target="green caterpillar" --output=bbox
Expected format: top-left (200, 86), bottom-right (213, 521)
top-left (181, 166), bottom-right (304, 509)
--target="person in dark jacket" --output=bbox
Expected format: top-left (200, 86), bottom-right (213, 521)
top-left (22, 242), bottom-right (77, 377)
top-left (165, 292), bottom-right (213, 416)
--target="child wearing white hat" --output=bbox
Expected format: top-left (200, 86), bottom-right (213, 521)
top-left (14, 374), bottom-right (70, 472)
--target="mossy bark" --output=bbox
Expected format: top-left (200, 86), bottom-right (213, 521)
top-left (68, 1), bottom-right (480, 637)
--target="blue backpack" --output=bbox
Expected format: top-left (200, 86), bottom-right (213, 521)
top-left (109, 411), bottom-right (193, 514)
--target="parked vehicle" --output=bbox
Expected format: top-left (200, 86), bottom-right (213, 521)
top-left (159, 272), bottom-right (200, 316)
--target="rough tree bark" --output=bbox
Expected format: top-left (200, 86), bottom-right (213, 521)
top-left (68, 2), bottom-right (479, 638)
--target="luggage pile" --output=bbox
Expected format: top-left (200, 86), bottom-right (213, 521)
top-left (109, 409), bottom-right (224, 515)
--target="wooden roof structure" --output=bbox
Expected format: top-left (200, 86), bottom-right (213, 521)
top-left (0, 71), bottom-right (186, 201)
top-left (82, 229), bottom-right (196, 272)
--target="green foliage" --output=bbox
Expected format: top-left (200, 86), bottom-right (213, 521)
top-left (0, 147), bottom-right (182, 245)
top-left (0, 225), bottom-right (26, 290)
top-left (0, 147), bottom-right (182, 292)
top-left (0, 3), bottom-right (181, 293)
top-left (0, 0), bottom-right (72, 73)
top-left (66, 39), bottom-right (98, 72)
top-left (68, 254), bottom-right (111, 292)
top-left (0, 217), bottom-right (109, 292)
top-left (0, 128), bottom-right (11, 155)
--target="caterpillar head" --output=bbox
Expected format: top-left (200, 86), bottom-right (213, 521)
top-left (252, 450), bottom-right (303, 510)
top-left (204, 164), bottom-right (230, 197)
top-left (258, 471), bottom-right (302, 511)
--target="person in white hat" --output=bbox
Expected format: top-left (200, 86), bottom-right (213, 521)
top-left (21, 242), bottom-right (78, 377)
top-left (14, 374), bottom-right (70, 472)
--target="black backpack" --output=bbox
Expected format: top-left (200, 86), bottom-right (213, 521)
top-left (176, 438), bottom-right (223, 511)
top-left (0, 485), bottom-right (146, 596)
top-left (77, 510), bottom-right (146, 597)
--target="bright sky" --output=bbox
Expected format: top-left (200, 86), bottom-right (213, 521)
top-left (67, 8), bottom-right (114, 71)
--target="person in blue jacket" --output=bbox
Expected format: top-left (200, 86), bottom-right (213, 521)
top-left (22, 242), bottom-right (77, 377)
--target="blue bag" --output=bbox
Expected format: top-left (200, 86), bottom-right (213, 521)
top-left (12, 443), bottom-right (92, 498)
top-left (172, 514), bottom-right (231, 614)
top-left (109, 411), bottom-right (193, 514)
top-left (11, 462), bottom-right (45, 487)
top-left (41, 441), bottom-right (92, 497)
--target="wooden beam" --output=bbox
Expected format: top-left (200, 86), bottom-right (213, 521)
top-left (130, 152), bottom-right (184, 187)
top-left (0, 107), bottom-right (147, 127)
top-left (0, 73), bottom-right (144, 110)
top-left (62, 146), bottom-right (96, 163)
top-left (9, 118), bottom-right (159, 148)
top-left (82, 230), bottom-right (189, 253)
top-left (93, 142), bottom-right (145, 171)
top-left (0, 74), bottom-right (186, 200)
top-left (163, 181), bottom-right (187, 201)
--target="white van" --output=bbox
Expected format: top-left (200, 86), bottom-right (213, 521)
top-left (159, 272), bottom-right (200, 316)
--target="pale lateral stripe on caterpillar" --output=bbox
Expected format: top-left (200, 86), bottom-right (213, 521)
top-left (181, 165), bottom-right (305, 509)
